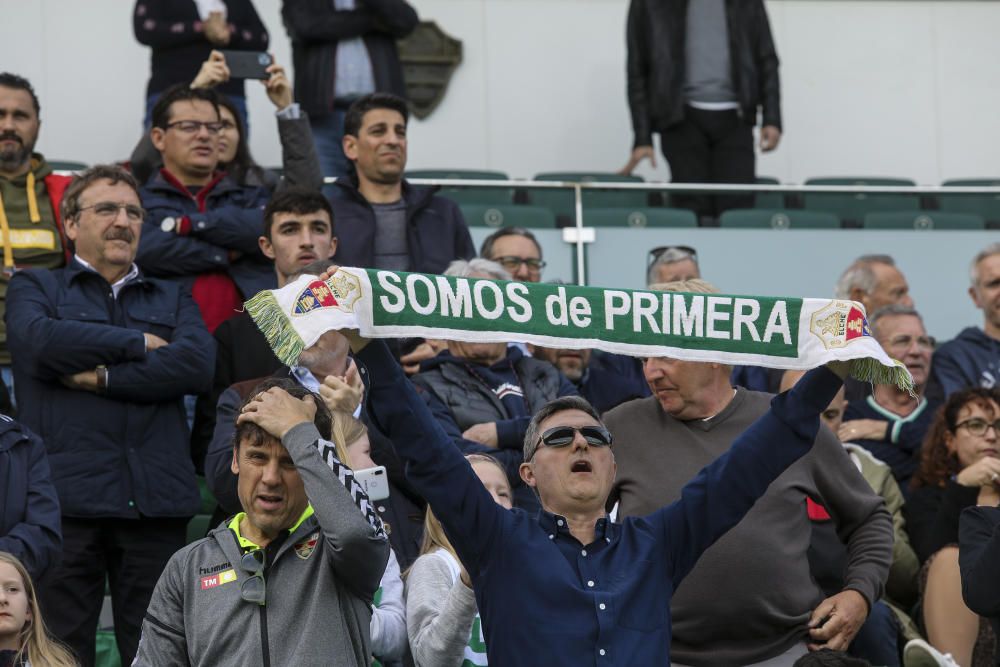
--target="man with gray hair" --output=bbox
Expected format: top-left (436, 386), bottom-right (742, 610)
top-left (841, 305), bottom-right (939, 492)
top-left (834, 254), bottom-right (914, 317)
top-left (647, 245), bottom-right (700, 287)
top-left (411, 258), bottom-right (578, 509)
top-left (926, 242), bottom-right (1000, 402)
top-left (605, 278), bottom-right (892, 665)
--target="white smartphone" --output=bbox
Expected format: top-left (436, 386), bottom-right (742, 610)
top-left (354, 465), bottom-right (390, 502)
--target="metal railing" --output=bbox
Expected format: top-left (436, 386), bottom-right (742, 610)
top-left (323, 177), bottom-right (1000, 285)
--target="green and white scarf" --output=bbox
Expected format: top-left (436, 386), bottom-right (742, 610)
top-left (244, 267), bottom-right (914, 391)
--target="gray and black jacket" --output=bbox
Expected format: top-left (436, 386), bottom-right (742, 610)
top-left (134, 423), bottom-right (389, 667)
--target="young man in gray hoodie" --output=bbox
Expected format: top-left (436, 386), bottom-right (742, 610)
top-left (134, 380), bottom-right (389, 666)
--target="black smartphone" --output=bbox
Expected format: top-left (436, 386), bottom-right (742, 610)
top-left (219, 50), bottom-right (272, 80)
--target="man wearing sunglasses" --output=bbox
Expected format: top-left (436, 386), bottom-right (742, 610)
top-left (137, 84), bottom-right (273, 334)
top-left (5, 165), bottom-right (215, 665)
top-left (316, 261), bottom-right (850, 665)
top-left (135, 379), bottom-right (389, 666)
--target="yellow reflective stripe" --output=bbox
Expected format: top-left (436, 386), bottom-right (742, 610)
top-left (25, 171), bottom-right (40, 224)
top-left (0, 191), bottom-right (14, 268)
top-left (228, 504), bottom-right (315, 550)
top-left (0, 228), bottom-right (56, 250)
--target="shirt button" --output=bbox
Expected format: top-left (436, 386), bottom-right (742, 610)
top-left (587, 580), bottom-right (595, 587)
top-left (548, 534), bottom-right (554, 540)
top-left (160, 216), bottom-right (176, 232)
top-left (197, 221), bottom-right (206, 230)
top-left (581, 549), bottom-right (587, 556)
top-left (600, 649), bottom-right (606, 656)
top-left (599, 603), bottom-right (606, 610)
top-left (557, 519), bottom-right (564, 527)
top-left (128, 500), bottom-right (135, 508)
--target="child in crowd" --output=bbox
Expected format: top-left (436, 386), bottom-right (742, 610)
top-left (405, 454), bottom-right (512, 667)
top-left (0, 552), bottom-right (76, 667)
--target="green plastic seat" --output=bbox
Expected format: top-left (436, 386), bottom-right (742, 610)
top-left (458, 204), bottom-right (556, 229)
top-left (197, 476), bottom-right (217, 514)
top-left (583, 207), bottom-right (697, 228)
top-left (530, 172), bottom-right (649, 223)
top-left (406, 169), bottom-right (513, 205)
top-left (719, 208), bottom-right (841, 229)
top-left (49, 160), bottom-right (88, 172)
top-left (939, 179), bottom-right (1000, 224)
top-left (95, 629), bottom-right (122, 667)
top-left (802, 177), bottom-right (919, 225)
top-left (754, 176), bottom-right (785, 210)
top-left (863, 210), bottom-right (985, 230)
top-left (187, 514), bottom-right (212, 544)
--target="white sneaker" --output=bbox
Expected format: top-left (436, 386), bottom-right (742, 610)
top-left (903, 639), bottom-right (961, 667)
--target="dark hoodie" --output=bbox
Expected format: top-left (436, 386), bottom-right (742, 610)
top-left (412, 346), bottom-right (577, 509)
top-left (926, 326), bottom-right (1000, 402)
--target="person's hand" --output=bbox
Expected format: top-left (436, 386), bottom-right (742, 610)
top-left (838, 419), bottom-right (888, 443)
top-left (144, 333), bottom-right (169, 350)
top-left (192, 50), bottom-right (230, 90)
top-left (956, 456), bottom-right (1000, 489)
top-left (237, 386), bottom-right (317, 440)
top-left (807, 589), bottom-right (868, 652)
top-left (318, 360), bottom-right (364, 413)
top-left (314, 265), bottom-right (370, 353)
top-left (618, 145), bottom-right (656, 175)
top-left (760, 125), bottom-right (782, 152)
top-left (263, 61), bottom-right (293, 110)
top-left (203, 11), bottom-right (231, 46)
top-left (60, 369), bottom-right (99, 392)
top-left (400, 341), bottom-right (444, 375)
top-left (463, 422), bottom-right (498, 448)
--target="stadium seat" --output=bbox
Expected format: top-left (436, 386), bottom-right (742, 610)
top-left (719, 208), bottom-right (841, 229)
top-left (754, 176), bottom-right (785, 210)
top-left (48, 160), bottom-right (88, 172)
top-left (458, 204), bottom-right (557, 229)
top-left (185, 476), bottom-right (217, 543)
top-left (583, 207), bottom-right (697, 228)
top-left (802, 177), bottom-right (919, 225)
top-left (938, 178), bottom-right (1000, 225)
top-left (862, 210), bottom-right (985, 230)
top-left (530, 172), bottom-right (650, 223)
top-left (95, 629), bottom-right (122, 667)
top-left (406, 169), bottom-right (514, 205)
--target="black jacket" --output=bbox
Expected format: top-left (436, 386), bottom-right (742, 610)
top-left (281, 0), bottom-right (418, 116)
top-left (6, 261), bottom-right (214, 519)
top-left (626, 0), bottom-right (781, 147)
top-left (329, 179), bottom-right (476, 274)
top-left (133, 0), bottom-right (269, 99)
top-left (959, 505), bottom-right (1000, 664)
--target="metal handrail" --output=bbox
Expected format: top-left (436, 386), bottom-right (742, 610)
top-left (321, 177), bottom-right (1000, 287)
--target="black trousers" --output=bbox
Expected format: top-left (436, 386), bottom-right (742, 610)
top-left (659, 105), bottom-right (756, 220)
top-left (37, 516), bottom-right (187, 667)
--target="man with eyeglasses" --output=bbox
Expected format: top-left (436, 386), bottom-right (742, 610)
top-left (137, 84), bottom-right (273, 334)
top-left (479, 226), bottom-right (547, 283)
top-left (646, 245), bottom-right (700, 287)
top-left (0, 73), bottom-right (74, 402)
top-left (5, 164), bottom-right (214, 665)
top-left (135, 379), bottom-right (389, 666)
top-left (842, 305), bottom-right (940, 493)
top-left (310, 266), bottom-right (851, 664)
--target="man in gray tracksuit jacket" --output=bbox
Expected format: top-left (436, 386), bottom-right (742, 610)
top-left (133, 381), bottom-right (389, 666)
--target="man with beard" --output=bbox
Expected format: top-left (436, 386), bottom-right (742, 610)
top-left (5, 165), bottom-right (214, 665)
top-left (0, 73), bottom-right (73, 388)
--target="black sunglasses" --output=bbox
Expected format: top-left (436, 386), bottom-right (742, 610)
top-left (647, 245), bottom-right (698, 267)
top-left (536, 425), bottom-right (613, 451)
top-left (240, 549), bottom-right (266, 606)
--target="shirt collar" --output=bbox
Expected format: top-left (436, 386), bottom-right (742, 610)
top-left (290, 366), bottom-right (322, 392)
top-left (538, 510), bottom-right (613, 543)
top-left (73, 254), bottom-right (139, 298)
top-left (229, 505), bottom-right (315, 550)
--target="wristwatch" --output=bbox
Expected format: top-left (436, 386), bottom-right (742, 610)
top-left (96, 365), bottom-right (108, 394)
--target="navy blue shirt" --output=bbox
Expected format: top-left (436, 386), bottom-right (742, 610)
top-left (359, 340), bottom-right (841, 665)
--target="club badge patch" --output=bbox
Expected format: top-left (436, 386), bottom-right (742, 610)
top-left (810, 300), bottom-right (872, 349)
top-left (200, 569), bottom-right (238, 590)
top-left (292, 272), bottom-right (362, 316)
top-left (294, 532), bottom-right (320, 560)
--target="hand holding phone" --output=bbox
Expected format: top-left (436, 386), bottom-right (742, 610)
top-left (354, 465), bottom-right (390, 502)
top-left (219, 50), bottom-right (272, 80)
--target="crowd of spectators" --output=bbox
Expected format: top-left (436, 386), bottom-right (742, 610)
top-left (1, 0), bottom-right (999, 666)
